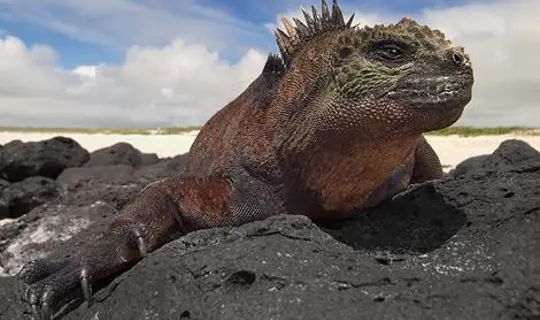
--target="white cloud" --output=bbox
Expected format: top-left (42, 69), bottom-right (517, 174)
top-left (0, 35), bottom-right (267, 127)
top-left (0, 0), bottom-right (270, 54)
top-left (0, 0), bottom-right (538, 128)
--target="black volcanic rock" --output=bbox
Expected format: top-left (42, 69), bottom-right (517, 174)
top-left (134, 154), bottom-right (188, 180)
top-left (0, 202), bottom-right (118, 277)
top-left (0, 137), bottom-right (89, 182)
top-left (0, 176), bottom-right (60, 219)
top-left (56, 165), bottom-right (147, 210)
top-left (59, 156), bottom-right (539, 320)
top-left (83, 142), bottom-right (150, 167)
top-left (0, 139), bottom-right (538, 320)
top-left (57, 164), bottom-right (135, 185)
top-left (0, 277), bottom-right (28, 320)
top-left (452, 139), bottom-right (540, 176)
top-left (140, 153), bottom-right (160, 166)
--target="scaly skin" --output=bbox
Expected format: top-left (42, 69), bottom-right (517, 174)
top-left (18, 1), bottom-right (474, 318)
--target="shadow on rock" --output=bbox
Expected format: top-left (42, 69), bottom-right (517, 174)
top-left (319, 182), bottom-right (467, 255)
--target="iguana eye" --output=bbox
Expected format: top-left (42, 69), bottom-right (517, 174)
top-left (378, 45), bottom-right (404, 60)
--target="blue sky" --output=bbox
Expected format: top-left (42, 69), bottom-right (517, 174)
top-left (0, 0), bottom-right (538, 128)
top-left (0, 0), bottom-right (486, 68)
top-left (0, 18), bottom-right (123, 68)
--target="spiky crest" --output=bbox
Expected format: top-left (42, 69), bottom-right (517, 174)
top-left (275, 0), bottom-right (355, 66)
top-left (262, 53), bottom-right (285, 75)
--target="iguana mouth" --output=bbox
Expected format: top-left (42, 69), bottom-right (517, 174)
top-left (386, 74), bottom-right (473, 107)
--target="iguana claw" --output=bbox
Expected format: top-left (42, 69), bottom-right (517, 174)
top-left (40, 286), bottom-right (53, 320)
top-left (28, 286), bottom-right (52, 320)
top-left (28, 290), bottom-right (40, 319)
top-left (130, 225), bottom-right (147, 258)
top-left (81, 267), bottom-right (94, 307)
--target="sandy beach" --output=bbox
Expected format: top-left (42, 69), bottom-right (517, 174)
top-left (1, 131), bottom-right (539, 171)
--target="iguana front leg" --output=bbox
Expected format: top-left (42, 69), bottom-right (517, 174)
top-left (17, 175), bottom-right (255, 320)
top-left (410, 136), bottom-right (443, 183)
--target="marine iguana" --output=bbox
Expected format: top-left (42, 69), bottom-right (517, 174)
top-left (18, 0), bottom-right (474, 318)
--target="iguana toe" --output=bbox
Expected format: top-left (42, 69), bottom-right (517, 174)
top-left (28, 289), bottom-right (41, 319)
top-left (17, 259), bottom-right (69, 284)
top-left (80, 267), bottom-right (94, 307)
top-left (27, 284), bottom-right (54, 320)
top-left (40, 285), bottom-right (54, 320)
top-left (129, 225), bottom-right (148, 258)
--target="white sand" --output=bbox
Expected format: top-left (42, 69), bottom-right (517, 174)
top-left (1, 131), bottom-right (539, 170)
top-left (425, 134), bottom-right (540, 168)
top-left (0, 131), bottom-right (198, 158)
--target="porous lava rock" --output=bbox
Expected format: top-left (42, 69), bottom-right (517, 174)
top-left (0, 137), bottom-right (89, 182)
top-left (0, 176), bottom-right (60, 219)
top-left (0, 138), bottom-right (538, 320)
top-left (83, 142), bottom-right (156, 168)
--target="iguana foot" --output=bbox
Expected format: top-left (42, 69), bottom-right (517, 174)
top-left (20, 259), bottom-right (90, 320)
top-left (17, 223), bottom-right (149, 320)
top-left (16, 176), bottom-right (244, 319)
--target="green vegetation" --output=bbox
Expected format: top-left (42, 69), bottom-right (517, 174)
top-left (0, 126), bottom-right (538, 136)
top-left (158, 127), bottom-right (202, 134)
top-left (0, 126), bottom-right (202, 135)
top-left (426, 126), bottom-right (540, 137)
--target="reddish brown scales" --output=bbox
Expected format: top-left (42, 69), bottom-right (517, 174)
top-left (298, 135), bottom-right (420, 214)
top-left (162, 176), bottom-right (235, 232)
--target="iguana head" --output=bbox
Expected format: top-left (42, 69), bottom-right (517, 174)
top-left (275, 0), bottom-right (474, 136)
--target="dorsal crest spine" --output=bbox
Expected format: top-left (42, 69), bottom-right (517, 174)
top-left (275, 0), bottom-right (355, 66)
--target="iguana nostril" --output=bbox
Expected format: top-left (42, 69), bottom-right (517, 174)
top-left (451, 51), bottom-right (464, 64)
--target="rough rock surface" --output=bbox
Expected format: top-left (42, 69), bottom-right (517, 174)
top-left (0, 176), bottom-right (60, 219)
top-left (0, 137), bottom-right (89, 182)
top-left (0, 138), bottom-right (539, 320)
top-left (56, 165), bottom-right (142, 208)
top-left (0, 139), bottom-right (187, 279)
top-left (57, 165), bottom-right (136, 186)
top-left (0, 179), bottom-right (9, 218)
top-left (140, 152), bottom-right (160, 166)
top-left (0, 202), bottom-right (118, 276)
top-left (133, 154), bottom-right (187, 180)
top-left (451, 138), bottom-right (540, 176)
top-left (83, 142), bottom-right (158, 168)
